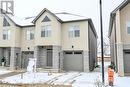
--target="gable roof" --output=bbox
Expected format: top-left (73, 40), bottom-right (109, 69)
top-left (7, 14), bottom-right (34, 27)
top-left (3, 13), bottom-right (35, 27)
top-left (112, 0), bottom-right (130, 14)
top-left (32, 8), bottom-right (62, 23)
top-left (108, 0), bottom-right (130, 37)
top-left (32, 8), bottom-right (88, 23)
top-left (2, 8), bottom-right (90, 27)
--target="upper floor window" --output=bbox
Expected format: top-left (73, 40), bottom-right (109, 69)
top-left (3, 28), bottom-right (10, 40)
top-left (3, 17), bottom-right (10, 27)
top-left (26, 29), bottom-right (34, 40)
top-left (69, 25), bottom-right (80, 38)
top-left (41, 25), bottom-right (51, 37)
top-left (127, 22), bottom-right (130, 34)
top-left (42, 16), bottom-right (51, 22)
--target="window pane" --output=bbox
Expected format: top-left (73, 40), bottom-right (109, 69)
top-left (27, 30), bottom-right (30, 40)
top-left (75, 30), bottom-right (80, 37)
top-left (8, 30), bottom-right (10, 39)
top-left (48, 28), bottom-right (51, 37)
top-left (3, 17), bottom-right (10, 26)
top-left (3, 34), bottom-right (6, 40)
top-left (127, 27), bottom-right (130, 34)
top-left (30, 30), bottom-right (34, 39)
top-left (69, 31), bottom-right (73, 38)
top-left (26, 30), bottom-right (34, 40)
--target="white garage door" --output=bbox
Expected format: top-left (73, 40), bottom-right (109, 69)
top-left (63, 51), bottom-right (83, 72)
top-left (124, 51), bottom-right (130, 73)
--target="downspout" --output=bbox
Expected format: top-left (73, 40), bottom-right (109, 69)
top-left (88, 22), bottom-right (91, 71)
top-left (114, 15), bottom-right (118, 72)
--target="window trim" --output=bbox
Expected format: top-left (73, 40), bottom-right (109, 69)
top-left (3, 28), bottom-right (10, 40)
top-left (68, 25), bottom-right (80, 38)
top-left (41, 25), bottom-right (51, 37)
top-left (26, 29), bottom-right (34, 40)
top-left (3, 17), bottom-right (10, 27)
top-left (127, 22), bottom-right (130, 34)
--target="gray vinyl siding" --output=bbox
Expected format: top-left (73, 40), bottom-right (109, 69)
top-left (88, 24), bottom-right (97, 71)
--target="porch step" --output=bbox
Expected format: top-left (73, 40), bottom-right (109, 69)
top-left (36, 68), bottom-right (62, 73)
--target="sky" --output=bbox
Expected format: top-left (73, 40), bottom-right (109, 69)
top-left (13, 0), bottom-right (124, 40)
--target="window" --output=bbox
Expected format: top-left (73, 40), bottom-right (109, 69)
top-left (41, 25), bottom-right (51, 37)
top-left (3, 29), bottom-right (10, 40)
top-left (127, 22), bottom-right (130, 34)
top-left (69, 25), bottom-right (80, 38)
top-left (26, 30), bottom-right (34, 40)
top-left (3, 17), bottom-right (10, 26)
top-left (42, 16), bottom-right (51, 22)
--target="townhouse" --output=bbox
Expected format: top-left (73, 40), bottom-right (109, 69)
top-left (109, 0), bottom-right (130, 76)
top-left (0, 8), bottom-right (97, 72)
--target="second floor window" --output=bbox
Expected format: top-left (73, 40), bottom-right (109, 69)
top-left (41, 25), bottom-right (51, 37)
top-left (69, 25), bottom-right (80, 38)
top-left (127, 22), bottom-right (130, 34)
top-left (3, 17), bottom-right (10, 27)
top-left (3, 29), bottom-right (10, 40)
top-left (27, 30), bottom-right (34, 40)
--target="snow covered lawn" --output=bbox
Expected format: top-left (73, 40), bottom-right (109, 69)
top-left (1, 72), bottom-right (63, 84)
top-left (1, 72), bottom-right (100, 87)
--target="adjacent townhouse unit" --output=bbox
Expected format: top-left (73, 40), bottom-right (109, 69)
top-left (0, 8), bottom-right (97, 72)
top-left (109, 0), bottom-right (130, 76)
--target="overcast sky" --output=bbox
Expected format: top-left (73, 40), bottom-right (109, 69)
top-left (13, 0), bottom-right (124, 39)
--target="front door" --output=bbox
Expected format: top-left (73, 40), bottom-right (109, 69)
top-left (47, 49), bottom-right (52, 67)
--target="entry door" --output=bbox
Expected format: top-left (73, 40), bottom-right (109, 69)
top-left (47, 50), bottom-right (52, 67)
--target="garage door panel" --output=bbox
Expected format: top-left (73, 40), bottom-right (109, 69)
top-left (64, 52), bottom-right (83, 71)
top-left (124, 52), bottom-right (130, 73)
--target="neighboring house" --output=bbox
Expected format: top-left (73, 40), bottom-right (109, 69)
top-left (0, 8), bottom-right (97, 72)
top-left (109, 0), bottom-right (130, 76)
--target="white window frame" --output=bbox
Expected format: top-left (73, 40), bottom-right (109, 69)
top-left (3, 28), bottom-right (10, 40)
top-left (26, 29), bottom-right (34, 40)
top-left (127, 22), bottom-right (130, 34)
top-left (41, 25), bottom-right (51, 37)
top-left (69, 25), bottom-right (80, 38)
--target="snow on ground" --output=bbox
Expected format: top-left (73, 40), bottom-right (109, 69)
top-left (1, 72), bottom-right (62, 84)
top-left (0, 62), bottom-right (130, 87)
top-left (114, 75), bottom-right (130, 87)
top-left (72, 72), bottom-right (100, 87)
top-left (0, 68), bottom-right (12, 75)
